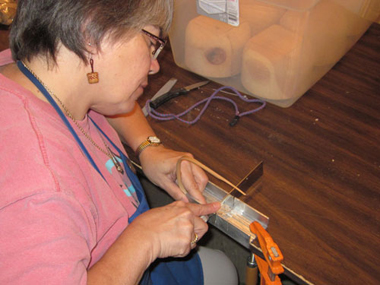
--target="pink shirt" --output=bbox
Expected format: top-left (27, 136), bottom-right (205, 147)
top-left (0, 50), bottom-right (137, 284)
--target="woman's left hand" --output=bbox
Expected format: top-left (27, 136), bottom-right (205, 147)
top-left (139, 146), bottom-right (208, 204)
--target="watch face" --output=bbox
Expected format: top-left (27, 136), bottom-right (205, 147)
top-left (148, 136), bottom-right (161, 143)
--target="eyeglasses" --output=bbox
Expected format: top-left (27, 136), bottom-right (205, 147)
top-left (141, 29), bottom-right (167, 60)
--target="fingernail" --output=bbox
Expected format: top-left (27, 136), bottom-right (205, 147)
top-left (213, 202), bottom-right (221, 210)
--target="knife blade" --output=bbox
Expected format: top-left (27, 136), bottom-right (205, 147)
top-left (149, 80), bottom-right (209, 109)
top-left (142, 78), bottom-right (177, 116)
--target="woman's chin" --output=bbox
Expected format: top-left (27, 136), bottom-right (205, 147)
top-left (93, 102), bottom-right (136, 117)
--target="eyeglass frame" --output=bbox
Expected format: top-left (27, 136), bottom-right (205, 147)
top-left (141, 29), bottom-right (167, 60)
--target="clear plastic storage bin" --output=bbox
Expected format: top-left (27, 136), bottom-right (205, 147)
top-left (169, 0), bottom-right (380, 107)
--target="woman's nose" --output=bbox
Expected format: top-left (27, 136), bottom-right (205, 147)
top-left (148, 58), bottom-right (160, 75)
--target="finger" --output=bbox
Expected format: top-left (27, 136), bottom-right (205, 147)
top-left (180, 160), bottom-right (207, 204)
top-left (181, 159), bottom-right (209, 191)
top-left (186, 201), bottom-right (221, 217)
top-left (191, 214), bottom-right (211, 246)
top-left (189, 162), bottom-right (209, 191)
top-left (164, 181), bottom-right (189, 202)
top-left (190, 232), bottom-right (199, 249)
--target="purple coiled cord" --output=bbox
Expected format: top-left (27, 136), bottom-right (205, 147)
top-left (145, 86), bottom-right (266, 126)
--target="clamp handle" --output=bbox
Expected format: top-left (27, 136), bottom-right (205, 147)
top-left (250, 221), bottom-right (284, 284)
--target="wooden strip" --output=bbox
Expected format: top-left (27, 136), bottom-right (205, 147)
top-left (176, 156), bottom-right (246, 196)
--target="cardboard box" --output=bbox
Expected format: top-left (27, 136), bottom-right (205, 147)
top-left (169, 0), bottom-right (379, 107)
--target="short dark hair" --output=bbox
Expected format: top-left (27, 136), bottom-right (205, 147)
top-left (10, 0), bottom-right (173, 64)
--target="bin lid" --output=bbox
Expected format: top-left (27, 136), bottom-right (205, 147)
top-left (261, 0), bottom-right (379, 21)
top-left (259, 0), bottom-right (320, 11)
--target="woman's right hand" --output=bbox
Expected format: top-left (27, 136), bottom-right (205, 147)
top-left (128, 201), bottom-right (220, 261)
top-left (88, 201), bottom-right (220, 284)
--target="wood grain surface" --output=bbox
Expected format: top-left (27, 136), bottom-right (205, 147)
top-left (139, 23), bottom-right (380, 285)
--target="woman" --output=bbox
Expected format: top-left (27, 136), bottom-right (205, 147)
top-left (0, 0), bottom-right (238, 284)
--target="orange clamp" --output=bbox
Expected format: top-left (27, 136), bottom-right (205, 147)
top-left (250, 221), bottom-right (284, 285)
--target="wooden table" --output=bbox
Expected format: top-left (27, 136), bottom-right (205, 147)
top-left (139, 23), bottom-right (380, 285)
top-left (1, 23), bottom-right (378, 285)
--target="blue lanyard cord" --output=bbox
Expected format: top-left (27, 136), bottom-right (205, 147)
top-left (89, 117), bottom-right (136, 177)
top-left (16, 60), bottom-right (106, 180)
top-left (89, 117), bottom-right (148, 215)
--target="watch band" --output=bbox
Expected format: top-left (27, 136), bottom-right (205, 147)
top-left (136, 136), bottom-right (162, 157)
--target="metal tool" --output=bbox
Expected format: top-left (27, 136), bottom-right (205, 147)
top-left (142, 78), bottom-right (177, 116)
top-left (149, 80), bottom-right (209, 109)
top-left (248, 221), bottom-right (284, 285)
top-left (186, 180), bottom-right (269, 249)
top-left (182, 159), bottom-right (268, 249)
top-left (175, 156), bottom-right (268, 249)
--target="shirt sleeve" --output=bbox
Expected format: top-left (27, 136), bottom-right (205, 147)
top-left (0, 191), bottom-right (96, 285)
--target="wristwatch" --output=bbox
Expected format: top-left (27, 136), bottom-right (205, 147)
top-left (136, 136), bottom-right (162, 157)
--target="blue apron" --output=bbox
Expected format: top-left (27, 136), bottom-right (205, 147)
top-left (17, 61), bottom-right (203, 285)
top-left (93, 120), bottom-right (203, 285)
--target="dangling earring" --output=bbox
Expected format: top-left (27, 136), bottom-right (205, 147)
top-left (87, 56), bottom-right (99, 84)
